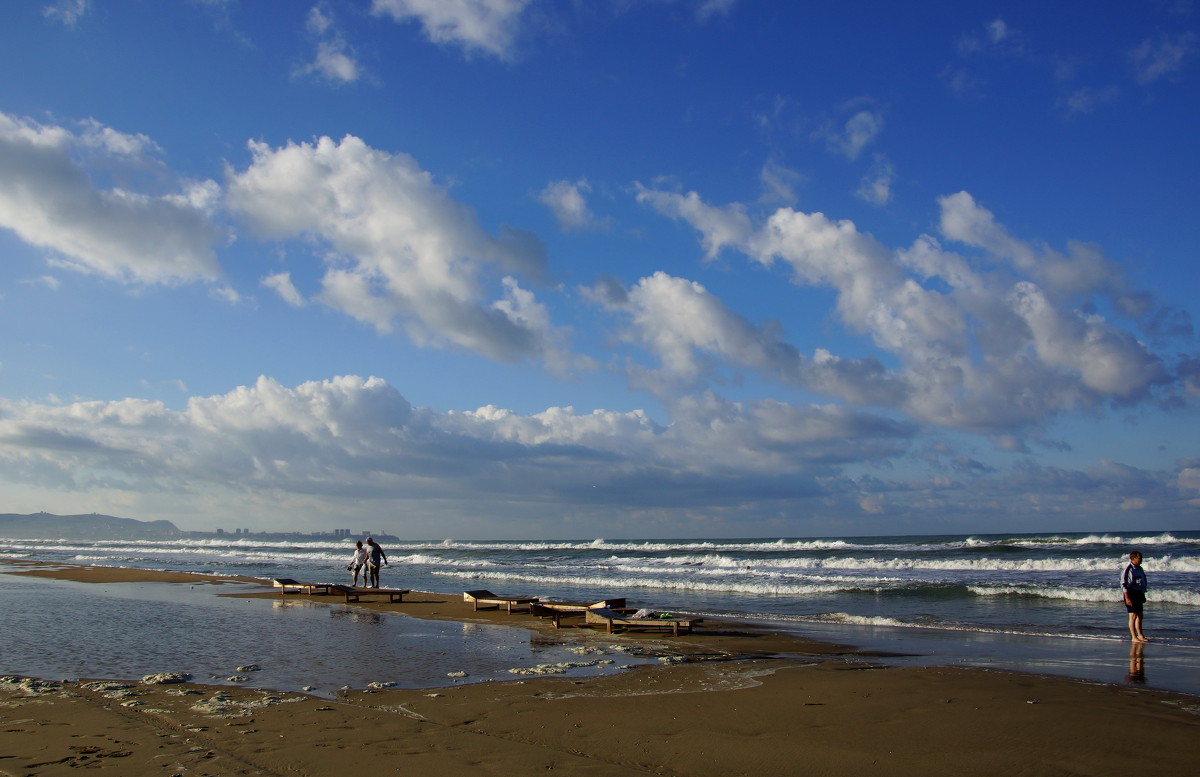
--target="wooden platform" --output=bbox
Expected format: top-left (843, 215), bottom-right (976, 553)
top-left (531, 598), bottom-right (627, 628)
top-left (463, 589), bottom-right (539, 613)
top-left (584, 607), bottom-right (701, 637)
top-left (272, 578), bottom-right (334, 595)
top-left (329, 584), bottom-right (410, 603)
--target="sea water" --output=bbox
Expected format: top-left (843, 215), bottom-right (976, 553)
top-left (2, 530), bottom-right (1197, 695)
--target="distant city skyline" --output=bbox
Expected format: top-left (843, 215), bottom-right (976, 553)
top-left (0, 1), bottom-right (1197, 539)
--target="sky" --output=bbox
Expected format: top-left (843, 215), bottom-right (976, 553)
top-left (0, 0), bottom-right (1198, 540)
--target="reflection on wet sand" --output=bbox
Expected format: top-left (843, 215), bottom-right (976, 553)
top-left (1125, 641), bottom-right (1146, 685)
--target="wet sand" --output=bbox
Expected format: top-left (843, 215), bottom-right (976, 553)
top-left (2, 561), bottom-right (1197, 776)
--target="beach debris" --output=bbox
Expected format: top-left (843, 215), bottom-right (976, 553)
top-left (192, 691), bottom-right (300, 717)
top-left (80, 681), bottom-right (139, 700)
top-left (141, 672), bottom-right (191, 685)
top-left (508, 659), bottom-right (615, 676)
top-left (367, 681), bottom-right (396, 689)
top-left (302, 686), bottom-right (316, 692)
top-left (568, 646), bottom-right (605, 656)
top-left (447, 671), bottom-right (468, 678)
top-left (81, 681), bottom-right (134, 692)
top-left (0, 676), bottom-right (63, 695)
top-left (227, 675), bottom-right (249, 683)
top-left (236, 664), bottom-right (262, 672)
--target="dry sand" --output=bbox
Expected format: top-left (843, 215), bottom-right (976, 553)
top-left (1, 562), bottom-right (1197, 776)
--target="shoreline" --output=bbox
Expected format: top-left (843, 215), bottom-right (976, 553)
top-left (3, 561), bottom-right (1199, 776)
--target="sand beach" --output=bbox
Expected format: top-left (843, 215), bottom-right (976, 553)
top-left (1, 561), bottom-right (1197, 777)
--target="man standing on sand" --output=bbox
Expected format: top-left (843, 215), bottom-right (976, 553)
top-left (365, 536), bottom-right (388, 588)
top-left (1122, 551), bottom-right (1149, 642)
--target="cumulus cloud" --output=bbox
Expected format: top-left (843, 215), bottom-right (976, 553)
top-left (371, 0), bottom-right (531, 59)
top-left (593, 271), bottom-right (803, 392)
top-left (633, 184), bottom-right (1186, 437)
top-left (0, 375), bottom-right (911, 508)
top-left (539, 179), bottom-right (599, 231)
top-left (226, 134), bottom-right (561, 363)
top-left (635, 185), bottom-right (752, 260)
top-left (0, 112), bottom-right (224, 285)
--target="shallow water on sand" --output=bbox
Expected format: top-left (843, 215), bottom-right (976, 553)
top-left (788, 620), bottom-right (1200, 697)
top-left (0, 571), bottom-right (654, 698)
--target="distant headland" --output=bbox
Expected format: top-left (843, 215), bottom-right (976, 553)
top-left (0, 512), bottom-right (397, 543)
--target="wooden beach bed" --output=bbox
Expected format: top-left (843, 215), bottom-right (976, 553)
top-left (463, 589), bottom-right (540, 613)
top-left (584, 607), bottom-right (701, 636)
top-left (330, 584), bottom-right (411, 603)
top-left (531, 598), bottom-right (627, 628)
top-left (272, 578), bottom-right (334, 596)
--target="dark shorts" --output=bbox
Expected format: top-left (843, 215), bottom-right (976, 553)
top-left (1125, 591), bottom-right (1145, 615)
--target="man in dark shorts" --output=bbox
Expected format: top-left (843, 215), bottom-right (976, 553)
top-left (1122, 551), bottom-right (1148, 642)
top-left (365, 536), bottom-right (388, 588)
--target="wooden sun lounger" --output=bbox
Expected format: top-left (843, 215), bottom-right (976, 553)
top-left (463, 589), bottom-right (539, 613)
top-left (272, 578), bottom-right (334, 595)
top-left (584, 607), bottom-right (701, 637)
top-left (531, 598), bottom-right (628, 628)
top-left (330, 584), bottom-right (410, 603)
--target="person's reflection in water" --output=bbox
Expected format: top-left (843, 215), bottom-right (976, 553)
top-left (1125, 641), bottom-right (1146, 684)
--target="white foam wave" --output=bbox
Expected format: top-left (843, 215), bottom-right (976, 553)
top-left (608, 553), bottom-right (1200, 574)
top-left (969, 585), bottom-right (1200, 606)
top-left (433, 568), bottom-right (879, 597)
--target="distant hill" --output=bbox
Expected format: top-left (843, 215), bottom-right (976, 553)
top-left (0, 512), bottom-right (183, 540)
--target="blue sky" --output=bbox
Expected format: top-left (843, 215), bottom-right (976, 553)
top-left (1, 0), bottom-right (1197, 539)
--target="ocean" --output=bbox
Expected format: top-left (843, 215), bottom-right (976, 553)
top-left (2, 530), bottom-right (1198, 696)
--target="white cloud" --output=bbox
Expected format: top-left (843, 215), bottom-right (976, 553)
top-left (759, 158), bottom-right (801, 204)
top-left (938, 191), bottom-right (1130, 298)
top-left (855, 154), bottom-right (895, 205)
top-left (23, 275), bottom-right (62, 290)
top-left (262, 272), bottom-right (305, 306)
top-left (539, 179), bottom-right (598, 231)
top-left (824, 109), bottom-right (884, 161)
top-left (2, 375), bottom-right (1192, 532)
top-left (0, 112), bottom-right (223, 286)
top-left (1130, 31), bottom-right (1197, 84)
top-left (696, 0), bottom-right (739, 23)
top-left (298, 5), bottom-right (362, 84)
top-left (43, 0), bottom-right (90, 27)
top-left (226, 134), bottom-right (560, 363)
top-left (957, 17), bottom-right (1026, 57)
top-left (371, 0), bottom-right (532, 59)
top-left (603, 271), bottom-right (803, 390)
top-left (635, 185), bottom-right (752, 260)
top-left (0, 375), bottom-right (909, 509)
top-left (634, 185), bottom-right (1183, 435)
top-left (1056, 85), bottom-right (1120, 117)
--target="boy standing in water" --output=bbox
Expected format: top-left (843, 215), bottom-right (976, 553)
top-left (1122, 551), bottom-right (1149, 642)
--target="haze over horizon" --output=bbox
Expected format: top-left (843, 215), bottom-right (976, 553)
top-left (1, 1), bottom-right (1197, 539)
